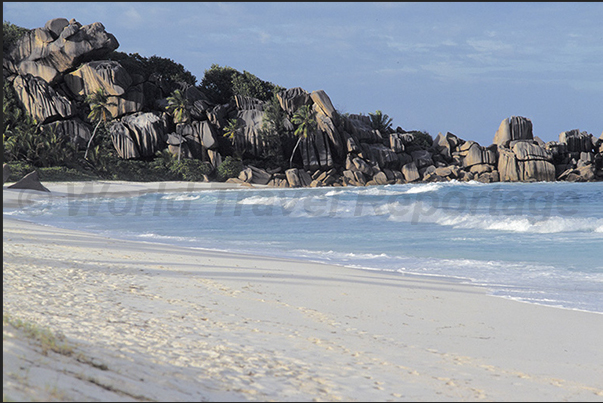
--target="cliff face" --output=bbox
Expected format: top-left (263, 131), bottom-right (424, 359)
top-left (4, 18), bottom-right (602, 186)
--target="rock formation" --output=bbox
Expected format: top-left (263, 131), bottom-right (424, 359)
top-left (3, 18), bottom-right (602, 187)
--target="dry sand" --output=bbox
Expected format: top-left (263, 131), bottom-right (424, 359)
top-left (3, 181), bottom-right (603, 401)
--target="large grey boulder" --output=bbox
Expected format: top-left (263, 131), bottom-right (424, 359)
top-left (512, 141), bottom-right (552, 162)
top-left (345, 114), bottom-right (382, 144)
top-left (107, 83), bottom-right (144, 118)
top-left (195, 120), bottom-right (219, 150)
top-left (64, 60), bottom-right (132, 99)
top-left (411, 149), bottom-right (434, 169)
top-left (352, 157), bottom-right (373, 176)
top-left (234, 94), bottom-right (265, 111)
top-left (461, 143), bottom-right (497, 168)
top-left (314, 105), bottom-right (344, 158)
top-left (497, 147), bottom-right (520, 182)
top-left (239, 165), bottom-right (272, 185)
top-left (299, 130), bottom-right (333, 171)
top-left (110, 120), bottom-right (140, 159)
top-left (363, 143), bottom-right (399, 169)
top-left (401, 161), bottom-right (420, 182)
top-left (8, 19), bottom-right (119, 84)
top-left (277, 87), bottom-right (312, 115)
top-left (236, 109), bottom-right (265, 157)
top-left (12, 74), bottom-right (75, 124)
top-left (110, 112), bottom-right (169, 159)
top-left (517, 160), bottom-right (556, 182)
top-left (433, 132), bottom-right (462, 161)
top-left (285, 168), bottom-right (302, 188)
top-left (498, 142), bottom-right (555, 182)
top-left (493, 116), bottom-right (533, 146)
top-left (122, 112), bottom-right (169, 157)
top-left (40, 118), bottom-right (92, 150)
top-left (559, 129), bottom-right (594, 153)
top-left (310, 90), bottom-right (336, 118)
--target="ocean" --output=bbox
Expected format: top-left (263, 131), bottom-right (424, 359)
top-left (5, 181), bottom-right (603, 313)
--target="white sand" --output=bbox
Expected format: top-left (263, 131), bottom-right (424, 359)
top-left (3, 182), bottom-right (603, 401)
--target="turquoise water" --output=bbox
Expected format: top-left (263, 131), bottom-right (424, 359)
top-left (5, 181), bottom-right (603, 313)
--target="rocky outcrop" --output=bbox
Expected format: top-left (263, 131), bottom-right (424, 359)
top-left (64, 60), bottom-right (132, 98)
top-left (277, 87), bottom-right (312, 115)
top-left (110, 112), bottom-right (170, 159)
top-left (493, 116), bottom-right (533, 146)
top-left (559, 129), bottom-right (594, 153)
top-left (40, 118), bottom-right (92, 149)
top-left (4, 18), bottom-right (601, 186)
top-left (12, 74), bottom-right (75, 124)
top-left (497, 141), bottom-right (555, 182)
top-left (7, 18), bottom-right (119, 85)
top-left (238, 165), bottom-right (272, 185)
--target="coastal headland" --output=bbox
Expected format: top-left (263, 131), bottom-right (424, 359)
top-left (3, 18), bottom-right (602, 190)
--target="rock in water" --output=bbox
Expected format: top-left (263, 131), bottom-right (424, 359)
top-left (7, 171), bottom-right (50, 192)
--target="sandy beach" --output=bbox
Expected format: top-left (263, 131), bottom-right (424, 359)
top-left (3, 181), bottom-right (603, 402)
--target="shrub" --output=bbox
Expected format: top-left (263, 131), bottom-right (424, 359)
top-left (409, 130), bottom-right (433, 149)
top-left (216, 156), bottom-right (243, 181)
top-left (200, 64), bottom-right (283, 104)
top-left (168, 159), bottom-right (212, 181)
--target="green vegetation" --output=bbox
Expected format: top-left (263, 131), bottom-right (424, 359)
top-left (369, 110), bottom-right (393, 133)
top-left (108, 51), bottom-right (197, 85)
top-left (408, 130), bottom-right (434, 149)
top-left (200, 64), bottom-right (284, 104)
top-left (3, 313), bottom-right (74, 356)
top-left (84, 88), bottom-right (116, 160)
top-left (2, 19), bottom-right (436, 184)
top-left (3, 20), bottom-right (30, 53)
top-left (216, 156), bottom-right (244, 181)
top-left (258, 94), bottom-right (291, 168)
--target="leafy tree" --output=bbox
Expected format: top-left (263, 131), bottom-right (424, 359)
top-left (200, 64), bottom-right (240, 105)
top-left (409, 130), bottom-right (433, 149)
top-left (146, 55), bottom-right (197, 85)
top-left (289, 105), bottom-right (317, 168)
top-left (369, 110), bottom-right (393, 133)
top-left (232, 70), bottom-right (285, 102)
top-left (200, 64), bottom-right (284, 105)
top-left (3, 20), bottom-right (30, 54)
top-left (84, 88), bottom-right (116, 160)
top-left (107, 51), bottom-right (197, 85)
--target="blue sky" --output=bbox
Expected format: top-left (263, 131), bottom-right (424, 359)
top-left (4, 2), bottom-right (602, 145)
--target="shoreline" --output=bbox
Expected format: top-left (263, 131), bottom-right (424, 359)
top-left (4, 182), bottom-right (603, 401)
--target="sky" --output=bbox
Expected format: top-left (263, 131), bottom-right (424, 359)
top-left (4, 2), bottom-right (603, 146)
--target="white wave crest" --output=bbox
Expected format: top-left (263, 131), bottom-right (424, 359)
top-left (161, 194), bottom-right (200, 201)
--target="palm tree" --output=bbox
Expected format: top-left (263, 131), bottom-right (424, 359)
top-left (369, 109), bottom-right (393, 133)
top-left (223, 118), bottom-right (239, 140)
top-left (166, 89), bottom-right (191, 161)
top-left (84, 88), bottom-right (116, 160)
top-left (289, 104), bottom-right (317, 169)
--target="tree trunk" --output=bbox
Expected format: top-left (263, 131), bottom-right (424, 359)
top-left (289, 136), bottom-right (303, 169)
top-left (84, 120), bottom-right (102, 160)
top-left (178, 133), bottom-right (182, 162)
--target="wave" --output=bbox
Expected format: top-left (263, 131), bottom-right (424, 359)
top-left (160, 194), bottom-right (201, 201)
top-left (387, 200), bottom-right (603, 233)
